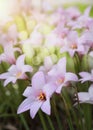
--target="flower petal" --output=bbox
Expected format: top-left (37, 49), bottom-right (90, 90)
top-left (22, 65), bottom-right (33, 73)
top-left (16, 55), bottom-right (25, 69)
top-left (65, 72), bottom-right (78, 82)
top-left (0, 72), bottom-right (10, 79)
top-left (8, 65), bottom-right (17, 73)
top-left (89, 84), bottom-right (93, 97)
top-left (23, 87), bottom-right (33, 97)
top-left (43, 83), bottom-right (57, 97)
top-left (32, 71), bottom-right (46, 89)
top-left (41, 99), bottom-right (51, 115)
top-left (56, 83), bottom-right (64, 93)
top-left (4, 77), bottom-right (16, 86)
top-left (79, 72), bottom-right (92, 82)
top-left (57, 57), bottom-right (66, 74)
top-left (17, 98), bottom-right (33, 114)
top-left (78, 92), bottom-right (90, 103)
top-left (30, 101), bottom-right (42, 119)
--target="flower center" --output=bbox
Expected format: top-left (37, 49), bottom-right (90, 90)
top-left (16, 72), bottom-right (22, 78)
top-left (70, 43), bottom-right (77, 49)
top-left (38, 92), bottom-right (46, 101)
top-left (56, 77), bottom-right (65, 85)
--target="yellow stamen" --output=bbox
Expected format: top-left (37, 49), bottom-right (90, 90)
top-left (16, 72), bottom-right (22, 78)
top-left (38, 92), bottom-right (46, 101)
top-left (70, 43), bottom-right (77, 49)
top-left (56, 77), bottom-right (65, 85)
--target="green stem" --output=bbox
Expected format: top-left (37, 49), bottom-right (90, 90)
top-left (61, 93), bottom-right (74, 130)
top-left (53, 99), bottom-right (64, 130)
top-left (38, 110), bottom-right (48, 130)
top-left (73, 86), bottom-right (85, 130)
top-left (46, 115), bottom-right (55, 130)
top-left (83, 105), bottom-right (92, 130)
top-left (20, 114), bottom-right (30, 130)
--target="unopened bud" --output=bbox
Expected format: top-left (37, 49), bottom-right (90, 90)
top-left (18, 30), bottom-right (28, 40)
top-left (14, 15), bottom-right (26, 31)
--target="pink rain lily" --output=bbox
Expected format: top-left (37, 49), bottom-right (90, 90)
top-left (79, 70), bottom-right (93, 83)
top-left (0, 24), bottom-right (18, 47)
top-left (68, 7), bottom-right (92, 29)
top-left (45, 32), bottom-right (64, 47)
top-left (48, 57), bottom-right (78, 93)
top-left (66, 7), bottom-right (80, 20)
top-left (0, 44), bottom-right (21, 64)
top-left (21, 26), bottom-right (43, 47)
top-left (17, 71), bottom-right (57, 118)
top-left (79, 20), bottom-right (93, 48)
top-left (0, 55), bottom-right (33, 86)
top-left (60, 31), bottom-right (85, 57)
top-left (39, 56), bottom-right (54, 73)
top-left (77, 84), bottom-right (93, 104)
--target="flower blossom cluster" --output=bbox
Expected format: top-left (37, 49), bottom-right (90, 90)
top-left (0, 3), bottom-right (93, 118)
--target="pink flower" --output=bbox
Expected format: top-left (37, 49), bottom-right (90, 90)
top-left (17, 71), bottom-right (57, 118)
top-left (66, 7), bottom-right (80, 20)
top-left (0, 55), bottom-right (33, 86)
top-left (77, 84), bottom-right (93, 104)
top-left (60, 31), bottom-right (85, 57)
top-left (68, 7), bottom-right (92, 29)
top-left (21, 27), bottom-right (43, 47)
top-left (48, 57), bottom-right (78, 93)
top-left (0, 44), bottom-right (21, 64)
top-left (79, 20), bottom-right (93, 48)
top-left (0, 24), bottom-right (18, 47)
top-left (39, 56), bottom-right (54, 73)
top-left (79, 70), bottom-right (93, 83)
top-left (45, 32), bottom-right (64, 47)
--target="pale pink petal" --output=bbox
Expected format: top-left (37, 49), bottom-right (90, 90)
top-left (57, 57), bottom-right (66, 74)
top-left (30, 101), bottom-right (43, 119)
top-left (89, 84), bottom-right (93, 97)
top-left (23, 87), bottom-right (32, 97)
top-left (23, 87), bottom-right (35, 97)
top-left (84, 6), bottom-right (91, 16)
top-left (65, 72), bottom-right (78, 82)
top-left (56, 84), bottom-right (64, 94)
top-left (78, 92), bottom-right (90, 102)
top-left (44, 56), bottom-right (53, 71)
top-left (48, 65), bottom-right (57, 76)
top-left (22, 65), bottom-right (33, 73)
top-left (17, 98), bottom-right (33, 114)
top-left (60, 46), bottom-right (68, 54)
top-left (16, 55), bottom-right (25, 69)
top-left (79, 72), bottom-right (91, 78)
top-left (69, 50), bottom-right (75, 57)
top-left (79, 72), bottom-right (92, 82)
top-left (41, 99), bottom-right (50, 115)
top-left (8, 65), bottom-right (17, 73)
top-left (32, 71), bottom-right (46, 89)
top-left (43, 83), bottom-right (57, 97)
top-left (4, 77), bottom-right (16, 86)
top-left (0, 73), bottom-right (10, 79)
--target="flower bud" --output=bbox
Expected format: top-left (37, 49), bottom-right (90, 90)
top-left (22, 43), bottom-right (35, 64)
top-left (14, 15), bottom-right (26, 31)
top-left (38, 23), bottom-right (53, 35)
top-left (31, 55), bottom-right (42, 66)
top-left (50, 54), bottom-right (58, 64)
top-left (26, 19), bottom-right (37, 34)
top-left (18, 30), bottom-right (28, 40)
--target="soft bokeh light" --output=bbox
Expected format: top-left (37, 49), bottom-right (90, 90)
top-left (0, 0), bottom-right (19, 20)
